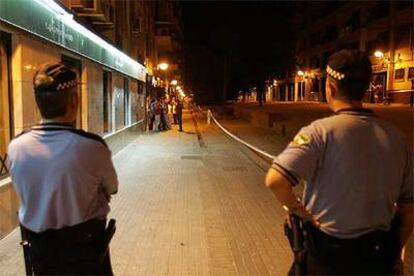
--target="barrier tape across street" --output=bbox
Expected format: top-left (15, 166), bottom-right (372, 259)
top-left (207, 109), bottom-right (276, 161)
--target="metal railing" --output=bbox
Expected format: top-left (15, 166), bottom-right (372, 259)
top-left (207, 109), bottom-right (275, 161)
top-left (365, 89), bottom-right (414, 105)
top-left (0, 153), bottom-right (8, 179)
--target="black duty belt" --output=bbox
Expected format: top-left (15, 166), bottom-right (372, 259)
top-left (21, 219), bottom-right (107, 246)
top-left (20, 219), bottom-right (116, 276)
top-left (305, 224), bottom-right (401, 262)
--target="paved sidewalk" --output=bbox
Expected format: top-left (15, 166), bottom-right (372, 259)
top-left (0, 111), bottom-right (291, 275)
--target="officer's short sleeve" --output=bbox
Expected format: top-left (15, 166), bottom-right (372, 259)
top-left (100, 147), bottom-right (118, 195)
top-left (272, 122), bottom-right (323, 186)
top-left (398, 150), bottom-right (413, 203)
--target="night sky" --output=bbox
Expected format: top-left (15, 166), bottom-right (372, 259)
top-left (182, 1), bottom-right (296, 104)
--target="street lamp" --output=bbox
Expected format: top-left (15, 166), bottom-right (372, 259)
top-left (297, 70), bottom-right (305, 76)
top-left (157, 63), bottom-right (169, 71)
top-left (171, 80), bottom-right (178, 85)
top-left (374, 50), bottom-right (384, 59)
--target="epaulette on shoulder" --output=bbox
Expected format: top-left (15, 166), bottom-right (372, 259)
top-left (66, 129), bottom-right (108, 149)
top-left (14, 130), bottom-right (30, 139)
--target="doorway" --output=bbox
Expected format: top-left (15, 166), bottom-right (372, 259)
top-left (288, 83), bottom-right (295, 101)
top-left (103, 71), bottom-right (112, 133)
top-left (372, 72), bottom-right (387, 103)
top-left (298, 82), bottom-right (306, 101)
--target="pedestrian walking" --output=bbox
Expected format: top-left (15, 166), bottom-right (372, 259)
top-left (148, 99), bottom-right (156, 131)
top-left (265, 50), bottom-right (413, 275)
top-left (7, 63), bottom-right (118, 275)
top-left (176, 99), bottom-right (183, 132)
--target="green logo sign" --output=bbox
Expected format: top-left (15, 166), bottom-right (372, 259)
top-left (0, 0), bottom-right (147, 81)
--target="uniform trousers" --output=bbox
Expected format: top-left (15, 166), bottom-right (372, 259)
top-left (21, 219), bottom-right (113, 276)
top-left (148, 114), bottom-right (155, 131)
top-left (290, 224), bottom-right (401, 275)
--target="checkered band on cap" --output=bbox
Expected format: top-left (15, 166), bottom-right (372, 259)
top-left (56, 80), bottom-right (77, 91)
top-left (34, 63), bottom-right (77, 94)
top-left (326, 65), bottom-right (345, 80)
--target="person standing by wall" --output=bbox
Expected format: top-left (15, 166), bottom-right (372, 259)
top-left (265, 50), bottom-right (413, 275)
top-left (154, 99), bottom-right (162, 131)
top-left (176, 99), bottom-right (183, 132)
top-left (7, 63), bottom-right (118, 275)
top-left (172, 98), bottom-right (178, 125)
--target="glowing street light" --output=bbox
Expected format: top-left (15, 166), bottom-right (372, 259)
top-left (158, 63), bottom-right (169, 71)
top-left (171, 80), bottom-right (178, 85)
top-left (374, 50), bottom-right (384, 58)
top-left (176, 86), bottom-right (181, 90)
top-left (297, 70), bottom-right (305, 76)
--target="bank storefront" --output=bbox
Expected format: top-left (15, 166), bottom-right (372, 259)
top-left (0, 0), bottom-right (147, 238)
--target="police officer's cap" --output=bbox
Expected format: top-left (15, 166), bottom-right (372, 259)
top-left (327, 50), bottom-right (372, 83)
top-left (33, 63), bottom-right (77, 94)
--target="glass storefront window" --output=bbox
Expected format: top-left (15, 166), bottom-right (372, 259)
top-left (124, 78), bottom-right (130, 126)
top-left (103, 71), bottom-right (112, 134)
top-left (0, 31), bottom-right (11, 179)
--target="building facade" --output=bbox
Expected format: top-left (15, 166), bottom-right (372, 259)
top-left (0, 0), bottom-right (183, 238)
top-left (269, 1), bottom-right (413, 104)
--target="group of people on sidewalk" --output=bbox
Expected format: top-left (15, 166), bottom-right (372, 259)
top-left (148, 98), bottom-right (183, 132)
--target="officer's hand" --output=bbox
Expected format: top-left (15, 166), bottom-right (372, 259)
top-left (288, 205), bottom-right (320, 228)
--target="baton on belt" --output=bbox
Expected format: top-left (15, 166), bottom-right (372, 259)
top-left (19, 226), bottom-right (34, 276)
top-left (97, 219), bottom-right (116, 264)
top-left (284, 214), bottom-right (307, 275)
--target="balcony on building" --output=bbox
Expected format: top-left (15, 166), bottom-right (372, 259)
top-left (58, 0), bottom-right (114, 32)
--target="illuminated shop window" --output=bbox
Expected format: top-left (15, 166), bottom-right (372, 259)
top-left (0, 31), bottom-right (11, 179)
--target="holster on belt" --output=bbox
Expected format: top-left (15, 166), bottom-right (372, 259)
top-left (97, 219), bottom-right (116, 263)
top-left (284, 215), bottom-right (308, 275)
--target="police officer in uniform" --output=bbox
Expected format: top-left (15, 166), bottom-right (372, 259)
top-left (265, 50), bottom-right (413, 275)
top-left (7, 63), bottom-right (118, 275)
